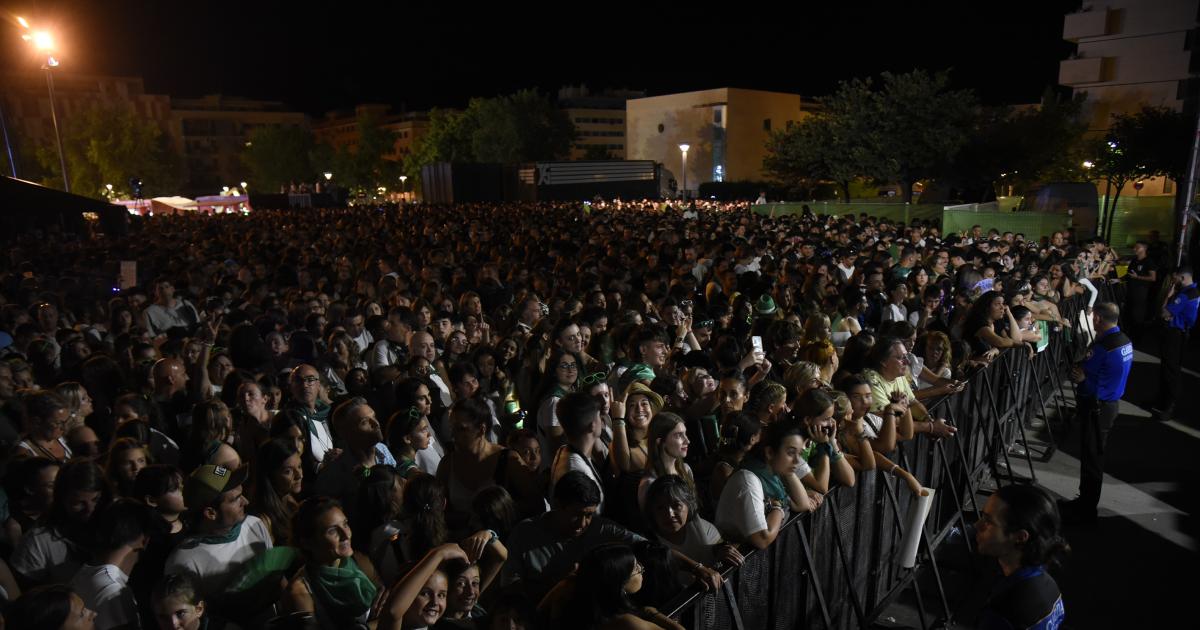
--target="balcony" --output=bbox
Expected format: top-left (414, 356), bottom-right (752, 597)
top-left (1063, 7), bottom-right (1111, 41)
top-left (1059, 56), bottom-right (1107, 86)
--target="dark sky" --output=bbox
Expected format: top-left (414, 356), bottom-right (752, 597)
top-left (5, 1), bottom-right (1081, 115)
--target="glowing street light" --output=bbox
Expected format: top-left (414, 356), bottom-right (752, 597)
top-left (1082, 161), bottom-right (1094, 169)
top-left (18, 20), bottom-right (69, 191)
top-left (678, 143), bottom-right (690, 200)
top-left (32, 31), bottom-right (53, 51)
top-left (323, 172), bottom-right (333, 181)
top-left (240, 181), bottom-right (248, 189)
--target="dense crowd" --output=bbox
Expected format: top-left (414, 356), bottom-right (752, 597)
top-left (0, 200), bottom-right (1151, 629)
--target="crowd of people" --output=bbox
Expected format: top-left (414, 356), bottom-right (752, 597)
top-left (0, 199), bottom-right (1187, 630)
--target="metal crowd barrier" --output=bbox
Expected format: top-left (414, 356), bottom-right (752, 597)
top-left (663, 283), bottom-right (1129, 629)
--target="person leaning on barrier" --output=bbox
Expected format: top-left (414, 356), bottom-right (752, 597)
top-left (975, 484), bottom-right (1068, 630)
top-left (715, 421), bottom-right (815, 550)
top-left (831, 389), bottom-right (925, 497)
top-left (861, 336), bottom-right (956, 442)
top-left (1059, 302), bottom-right (1132, 526)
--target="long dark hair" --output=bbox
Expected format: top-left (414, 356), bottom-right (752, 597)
top-left (354, 465), bottom-right (402, 553)
top-left (49, 458), bottom-right (109, 532)
top-left (532, 347), bottom-right (582, 405)
top-left (291, 496), bottom-right (344, 550)
top-left (252, 438), bottom-right (301, 544)
top-left (569, 543), bottom-right (639, 627)
top-left (400, 473), bottom-right (447, 560)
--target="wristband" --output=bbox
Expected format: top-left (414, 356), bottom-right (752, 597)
top-left (486, 529), bottom-right (499, 545)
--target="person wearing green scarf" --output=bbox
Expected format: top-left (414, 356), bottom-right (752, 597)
top-left (165, 465), bottom-right (273, 602)
top-left (716, 422), bottom-right (815, 550)
top-left (281, 497), bottom-right (382, 627)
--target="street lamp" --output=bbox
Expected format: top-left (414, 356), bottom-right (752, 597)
top-left (20, 21), bottom-right (69, 191)
top-left (399, 174), bottom-right (408, 200)
top-left (678, 143), bottom-right (690, 200)
top-left (324, 172), bottom-right (333, 181)
top-left (1082, 161), bottom-right (1094, 169)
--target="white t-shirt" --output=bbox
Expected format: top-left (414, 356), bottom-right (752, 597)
top-left (10, 525), bottom-right (81, 585)
top-left (861, 413), bottom-right (882, 439)
top-left (70, 563), bottom-right (137, 630)
top-left (716, 470), bottom-right (769, 542)
top-left (414, 429), bottom-right (444, 476)
top-left (549, 447), bottom-right (605, 513)
top-left (164, 515), bottom-right (272, 597)
top-left (881, 303), bottom-right (907, 324)
top-left (536, 395), bottom-right (563, 472)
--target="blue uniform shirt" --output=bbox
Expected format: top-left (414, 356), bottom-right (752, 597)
top-left (1165, 283), bottom-right (1200, 332)
top-left (1079, 326), bottom-right (1133, 402)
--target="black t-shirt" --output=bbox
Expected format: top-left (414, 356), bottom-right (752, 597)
top-left (1127, 257), bottom-right (1158, 287)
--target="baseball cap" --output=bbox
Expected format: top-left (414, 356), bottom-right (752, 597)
top-left (185, 464), bottom-right (248, 509)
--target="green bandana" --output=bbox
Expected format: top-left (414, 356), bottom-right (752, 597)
top-left (738, 454), bottom-right (788, 503)
top-left (178, 518), bottom-right (244, 549)
top-left (307, 554), bottom-right (379, 621)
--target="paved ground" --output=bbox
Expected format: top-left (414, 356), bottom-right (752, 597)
top-left (878, 327), bottom-right (1199, 629)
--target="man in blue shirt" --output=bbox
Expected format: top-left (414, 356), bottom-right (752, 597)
top-left (1155, 267), bottom-right (1200, 422)
top-left (1061, 302), bottom-right (1132, 524)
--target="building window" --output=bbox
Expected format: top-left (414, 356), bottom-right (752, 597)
top-left (763, 118), bottom-right (772, 132)
top-left (714, 109), bottom-right (722, 124)
top-left (1164, 178), bottom-right (1175, 194)
top-left (658, 123), bottom-right (665, 133)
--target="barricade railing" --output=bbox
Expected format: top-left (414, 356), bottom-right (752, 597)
top-left (661, 283), bottom-right (1129, 628)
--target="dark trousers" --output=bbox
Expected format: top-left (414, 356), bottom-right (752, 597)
top-left (1158, 326), bottom-right (1186, 413)
top-left (1078, 396), bottom-right (1119, 507)
top-left (1124, 286), bottom-right (1149, 339)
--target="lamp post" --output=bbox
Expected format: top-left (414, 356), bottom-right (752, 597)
top-left (21, 23), bottom-right (69, 191)
top-left (678, 143), bottom-right (690, 200)
top-left (399, 174), bottom-right (408, 201)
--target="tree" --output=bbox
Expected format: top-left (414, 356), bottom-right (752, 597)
top-left (581, 145), bottom-right (613, 160)
top-left (331, 111), bottom-right (400, 194)
top-left (35, 104), bottom-right (182, 197)
top-left (873, 70), bottom-right (976, 203)
top-left (1092, 107), bottom-right (1190, 240)
top-left (952, 90), bottom-right (1090, 201)
top-left (242, 125), bottom-right (316, 192)
top-left (764, 77), bottom-right (887, 201)
top-left (470, 89), bottom-right (575, 164)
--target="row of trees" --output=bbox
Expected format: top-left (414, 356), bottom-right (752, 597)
top-left (763, 69), bottom-right (1191, 220)
top-left (241, 89), bottom-right (576, 196)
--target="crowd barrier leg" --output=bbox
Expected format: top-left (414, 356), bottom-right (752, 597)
top-left (944, 404), bottom-right (983, 523)
top-left (1026, 352), bottom-right (1060, 461)
top-left (1010, 359), bottom-right (1040, 483)
top-left (978, 367), bottom-right (1021, 486)
top-left (825, 493), bottom-right (868, 628)
top-left (796, 518), bottom-right (833, 628)
top-left (934, 438), bottom-right (975, 553)
top-left (720, 581), bottom-right (745, 630)
top-left (879, 476), bottom-right (931, 630)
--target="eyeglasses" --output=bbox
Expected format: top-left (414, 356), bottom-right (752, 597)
top-left (581, 371), bottom-right (608, 385)
top-left (298, 376), bottom-right (321, 385)
top-left (558, 362), bottom-right (579, 371)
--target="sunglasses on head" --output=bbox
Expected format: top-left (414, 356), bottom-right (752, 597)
top-left (581, 371), bottom-right (608, 386)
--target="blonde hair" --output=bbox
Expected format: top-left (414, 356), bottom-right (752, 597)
top-left (803, 313), bottom-right (832, 344)
top-left (831, 391), bottom-right (852, 420)
top-left (799, 340), bottom-right (836, 368)
top-left (784, 361), bottom-right (822, 395)
top-left (747, 380), bottom-right (787, 414)
top-left (54, 382), bottom-right (89, 432)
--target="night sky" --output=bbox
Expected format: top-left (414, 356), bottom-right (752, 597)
top-left (5, 1), bottom-right (1081, 115)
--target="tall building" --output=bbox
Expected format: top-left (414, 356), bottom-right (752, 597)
top-left (1059, 0), bottom-right (1200, 196)
top-left (626, 88), bottom-right (812, 195)
top-left (558, 86), bottom-right (645, 160)
top-left (168, 95), bottom-right (309, 194)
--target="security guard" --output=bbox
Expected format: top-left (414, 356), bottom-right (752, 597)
top-left (1156, 267), bottom-right (1200, 421)
top-left (1061, 302), bottom-right (1132, 525)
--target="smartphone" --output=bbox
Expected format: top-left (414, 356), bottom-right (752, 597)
top-left (751, 336), bottom-right (763, 355)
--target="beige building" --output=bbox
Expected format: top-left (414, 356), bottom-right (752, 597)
top-left (558, 86), bottom-right (644, 160)
top-left (626, 88), bottom-right (811, 195)
top-left (168, 94), bottom-right (309, 194)
top-left (1059, 0), bottom-right (1199, 196)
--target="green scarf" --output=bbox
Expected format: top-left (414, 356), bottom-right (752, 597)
top-left (178, 518), bottom-right (244, 549)
top-left (738, 454), bottom-right (787, 503)
top-left (307, 554), bottom-right (379, 621)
